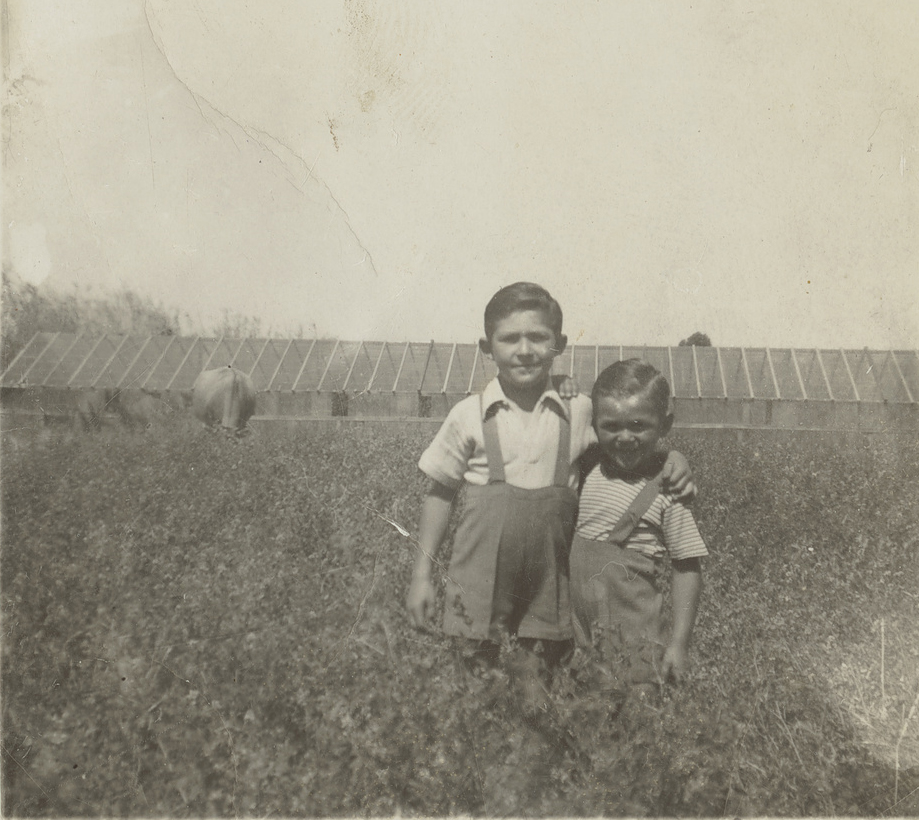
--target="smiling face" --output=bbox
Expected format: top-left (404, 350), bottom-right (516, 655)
top-left (593, 392), bottom-right (673, 474)
top-left (480, 309), bottom-right (566, 403)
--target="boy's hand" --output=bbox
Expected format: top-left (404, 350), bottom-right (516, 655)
top-left (407, 574), bottom-right (436, 629)
top-left (661, 644), bottom-right (689, 684)
top-left (662, 450), bottom-right (696, 502)
top-left (552, 374), bottom-right (580, 399)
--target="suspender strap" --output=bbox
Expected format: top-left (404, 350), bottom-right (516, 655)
top-left (480, 396), bottom-right (571, 487)
top-left (552, 407), bottom-right (571, 488)
top-left (481, 397), bottom-right (506, 484)
top-left (607, 471), bottom-right (665, 545)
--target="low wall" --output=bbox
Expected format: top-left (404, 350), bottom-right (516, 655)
top-left (2, 386), bottom-right (917, 434)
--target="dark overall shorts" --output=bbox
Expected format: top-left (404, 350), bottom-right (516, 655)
top-left (443, 402), bottom-right (578, 645)
top-left (570, 535), bottom-right (667, 687)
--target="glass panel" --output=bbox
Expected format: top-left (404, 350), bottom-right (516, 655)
top-left (68, 336), bottom-right (124, 388)
top-left (817, 350), bottom-right (856, 401)
top-left (227, 338), bottom-right (267, 376)
top-left (120, 336), bottom-right (173, 389)
top-left (141, 337), bottom-right (200, 391)
top-left (205, 338), bottom-right (245, 370)
top-left (318, 341), bottom-right (361, 391)
top-left (244, 340), bottom-right (280, 391)
top-left (769, 349), bottom-right (804, 399)
top-left (843, 349), bottom-right (883, 402)
top-left (92, 336), bottom-right (146, 388)
top-left (694, 347), bottom-right (724, 398)
top-left (419, 343), bottom-right (459, 393)
top-left (291, 340), bottom-right (337, 391)
top-left (43, 335), bottom-right (98, 387)
top-left (625, 346), bottom-right (670, 379)
top-left (893, 351), bottom-right (919, 402)
top-left (352, 342), bottom-right (385, 392)
top-left (467, 346), bottom-right (498, 393)
top-left (793, 350), bottom-right (830, 401)
top-left (867, 350), bottom-right (911, 402)
top-left (269, 340), bottom-right (313, 391)
top-left (551, 346), bottom-right (574, 378)
top-left (363, 342), bottom-right (403, 393)
top-left (570, 346), bottom-right (598, 387)
top-left (341, 343), bottom-right (380, 392)
top-left (743, 348), bottom-right (779, 399)
top-left (441, 344), bottom-right (479, 394)
top-left (160, 338), bottom-right (207, 391)
top-left (719, 348), bottom-right (751, 398)
top-left (393, 342), bottom-right (432, 393)
top-left (596, 346), bottom-right (624, 377)
top-left (2, 332), bottom-right (58, 385)
top-left (668, 346), bottom-right (698, 398)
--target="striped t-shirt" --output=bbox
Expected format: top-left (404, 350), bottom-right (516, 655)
top-left (575, 463), bottom-right (708, 561)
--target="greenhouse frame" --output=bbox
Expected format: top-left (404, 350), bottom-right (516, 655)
top-left (2, 332), bottom-right (917, 432)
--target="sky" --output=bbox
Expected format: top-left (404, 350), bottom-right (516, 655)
top-left (3, 0), bottom-right (917, 348)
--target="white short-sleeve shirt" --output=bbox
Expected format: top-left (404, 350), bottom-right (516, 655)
top-left (419, 378), bottom-right (595, 490)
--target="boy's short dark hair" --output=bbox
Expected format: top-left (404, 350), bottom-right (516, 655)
top-left (592, 359), bottom-right (671, 419)
top-left (483, 282), bottom-right (564, 340)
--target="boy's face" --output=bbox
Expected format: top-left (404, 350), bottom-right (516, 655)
top-left (593, 392), bottom-right (673, 474)
top-left (480, 309), bottom-right (565, 396)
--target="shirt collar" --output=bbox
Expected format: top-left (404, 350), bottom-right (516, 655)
top-left (481, 377), bottom-right (570, 421)
top-left (599, 451), bottom-right (667, 481)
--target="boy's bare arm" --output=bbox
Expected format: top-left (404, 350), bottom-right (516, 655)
top-left (661, 451), bottom-right (696, 501)
top-left (662, 557), bottom-right (702, 683)
top-left (407, 480), bottom-right (455, 629)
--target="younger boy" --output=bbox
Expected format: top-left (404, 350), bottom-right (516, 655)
top-left (407, 284), bottom-right (693, 703)
top-left (570, 359), bottom-right (707, 694)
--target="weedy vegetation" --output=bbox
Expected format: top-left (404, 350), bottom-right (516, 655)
top-left (2, 422), bottom-right (918, 816)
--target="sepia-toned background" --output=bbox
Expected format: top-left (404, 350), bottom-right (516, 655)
top-left (4, 0), bottom-right (917, 346)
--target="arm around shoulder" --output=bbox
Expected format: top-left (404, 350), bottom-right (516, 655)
top-left (661, 449), bottom-right (696, 502)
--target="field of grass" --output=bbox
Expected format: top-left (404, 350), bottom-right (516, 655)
top-left (2, 421), bottom-right (918, 817)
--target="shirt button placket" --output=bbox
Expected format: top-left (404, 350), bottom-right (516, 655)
top-left (528, 406), bottom-right (541, 464)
